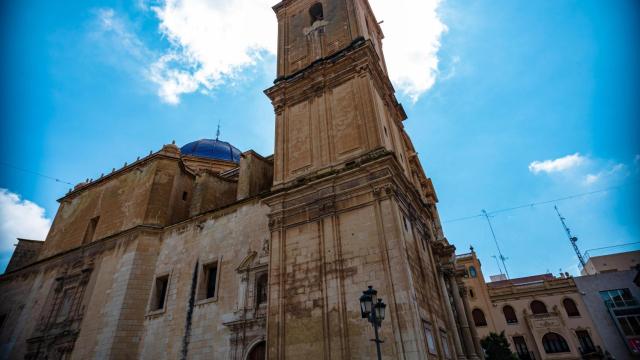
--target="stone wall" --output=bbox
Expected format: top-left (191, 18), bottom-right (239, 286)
top-left (5, 240), bottom-right (44, 273)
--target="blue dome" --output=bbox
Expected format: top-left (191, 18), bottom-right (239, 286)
top-left (180, 139), bottom-right (242, 163)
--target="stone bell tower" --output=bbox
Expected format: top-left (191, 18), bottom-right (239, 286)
top-left (264, 0), bottom-right (467, 359)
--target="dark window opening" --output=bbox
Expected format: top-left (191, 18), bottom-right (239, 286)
top-left (182, 191), bottom-right (188, 201)
top-left (205, 263), bottom-right (218, 299)
top-left (383, 126), bottom-right (388, 136)
top-left (440, 330), bottom-right (451, 359)
top-left (513, 336), bottom-right (530, 359)
top-left (530, 300), bottom-right (548, 315)
top-left (82, 216), bottom-right (100, 244)
top-left (152, 275), bottom-right (169, 311)
top-left (309, 3), bottom-right (324, 25)
top-left (503, 305), bottom-right (518, 324)
top-left (563, 298), bottom-right (580, 317)
top-left (472, 308), bottom-right (487, 327)
top-left (256, 273), bottom-right (268, 306)
top-left (469, 289), bottom-right (475, 298)
top-left (0, 314), bottom-right (6, 330)
top-left (576, 330), bottom-right (595, 353)
top-left (542, 332), bottom-right (570, 354)
top-left (196, 261), bottom-right (220, 301)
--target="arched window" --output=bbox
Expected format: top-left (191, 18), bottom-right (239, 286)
top-left (542, 333), bottom-right (570, 353)
top-left (562, 298), bottom-right (580, 317)
top-left (309, 3), bottom-right (324, 25)
top-left (256, 273), bottom-right (268, 306)
top-left (530, 300), bottom-right (548, 315)
top-left (472, 309), bottom-right (487, 327)
top-left (503, 305), bottom-right (518, 324)
top-left (468, 266), bottom-right (478, 278)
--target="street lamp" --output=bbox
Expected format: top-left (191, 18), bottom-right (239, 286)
top-left (359, 286), bottom-right (386, 360)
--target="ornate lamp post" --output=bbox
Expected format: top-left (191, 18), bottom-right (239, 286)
top-left (359, 286), bottom-right (387, 360)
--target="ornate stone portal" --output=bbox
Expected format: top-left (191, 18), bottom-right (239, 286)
top-left (25, 258), bottom-right (94, 359)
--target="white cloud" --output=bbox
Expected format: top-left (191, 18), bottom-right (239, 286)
top-left (528, 153), bottom-right (586, 174)
top-left (370, 0), bottom-right (447, 102)
top-left (95, 1), bottom-right (448, 104)
top-left (0, 189), bottom-right (51, 252)
top-left (147, 0), bottom-right (277, 104)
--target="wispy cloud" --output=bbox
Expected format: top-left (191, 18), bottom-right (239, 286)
top-left (583, 163), bottom-right (626, 186)
top-left (94, 8), bottom-right (151, 63)
top-left (0, 189), bottom-right (51, 253)
top-left (529, 153), bottom-right (636, 186)
top-left (528, 153), bottom-right (586, 174)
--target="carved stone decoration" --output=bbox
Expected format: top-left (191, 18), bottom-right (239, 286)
top-left (260, 238), bottom-right (269, 257)
top-left (268, 215), bottom-right (283, 230)
top-left (226, 249), bottom-right (268, 359)
top-left (25, 258), bottom-right (94, 359)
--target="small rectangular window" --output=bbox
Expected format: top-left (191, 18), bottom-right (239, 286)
top-left (182, 191), bottom-right (188, 201)
top-left (423, 321), bottom-right (437, 354)
top-left (0, 314), bottom-right (7, 330)
top-left (206, 265), bottom-right (217, 299)
top-left (151, 275), bottom-right (169, 311)
top-left (198, 261), bottom-right (220, 301)
top-left (83, 216), bottom-right (100, 244)
top-left (440, 330), bottom-right (451, 358)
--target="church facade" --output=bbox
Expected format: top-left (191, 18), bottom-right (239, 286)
top-left (0, 1), bottom-right (483, 359)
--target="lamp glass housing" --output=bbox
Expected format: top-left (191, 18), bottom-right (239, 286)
top-left (375, 300), bottom-right (387, 322)
top-left (360, 294), bottom-right (372, 318)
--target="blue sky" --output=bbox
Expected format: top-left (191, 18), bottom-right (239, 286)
top-left (0, 0), bottom-right (638, 276)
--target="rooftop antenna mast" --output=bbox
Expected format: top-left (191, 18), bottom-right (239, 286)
top-left (491, 255), bottom-right (504, 276)
top-left (482, 209), bottom-right (510, 279)
top-left (554, 205), bottom-right (587, 270)
top-left (216, 119), bottom-right (221, 141)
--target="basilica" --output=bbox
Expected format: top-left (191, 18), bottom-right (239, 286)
top-left (0, 0), bottom-right (483, 359)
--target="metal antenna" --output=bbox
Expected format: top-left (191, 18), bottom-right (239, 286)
top-left (216, 119), bottom-right (221, 140)
top-left (482, 210), bottom-right (510, 279)
top-left (554, 205), bottom-right (587, 271)
top-left (491, 255), bottom-right (504, 277)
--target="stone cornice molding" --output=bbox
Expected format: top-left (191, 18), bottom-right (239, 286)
top-left (265, 40), bottom-right (406, 124)
top-left (0, 225), bottom-right (162, 281)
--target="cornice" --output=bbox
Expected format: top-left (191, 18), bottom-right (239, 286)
top-left (264, 39), bottom-right (406, 123)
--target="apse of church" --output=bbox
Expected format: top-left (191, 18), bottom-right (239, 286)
top-left (0, 1), bottom-right (479, 359)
